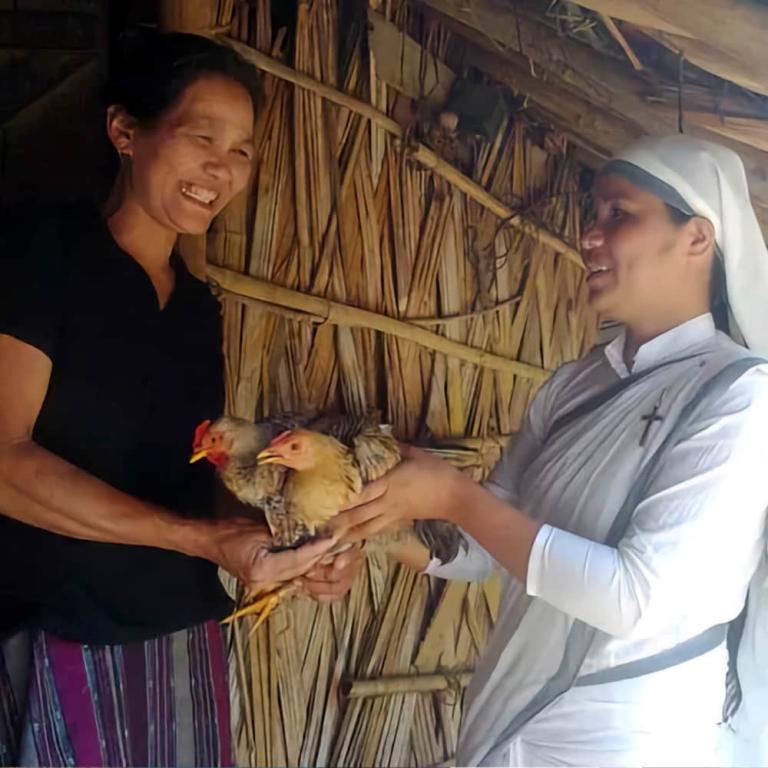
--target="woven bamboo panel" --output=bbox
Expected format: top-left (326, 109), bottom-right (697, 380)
top-left (205, 1), bottom-right (598, 764)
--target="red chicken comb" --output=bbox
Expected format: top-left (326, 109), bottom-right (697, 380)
top-left (193, 419), bottom-right (212, 447)
top-left (269, 429), bottom-right (294, 446)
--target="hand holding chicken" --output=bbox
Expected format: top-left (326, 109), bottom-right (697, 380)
top-left (329, 443), bottom-right (468, 544)
top-left (190, 413), bottom-right (467, 630)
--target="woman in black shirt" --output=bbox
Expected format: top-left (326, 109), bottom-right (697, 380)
top-left (0, 33), bottom-right (347, 766)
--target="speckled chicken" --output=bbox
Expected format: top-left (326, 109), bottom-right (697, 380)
top-left (190, 413), bottom-right (467, 628)
top-left (190, 415), bottom-right (310, 548)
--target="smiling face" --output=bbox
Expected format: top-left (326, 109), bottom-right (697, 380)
top-left (108, 74), bottom-right (255, 235)
top-left (581, 174), bottom-right (714, 330)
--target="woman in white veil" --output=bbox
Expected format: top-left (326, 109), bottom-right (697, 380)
top-left (335, 135), bottom-right (768, 766)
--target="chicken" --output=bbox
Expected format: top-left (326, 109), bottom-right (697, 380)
top-left (190, 413), bottom-right (467, 630)
top-left (190, 415), bottom-right (313, 548)
top-left (258, 421), bottom-right (396, 530)
top-left (258, 419), bottom-right (466, 562)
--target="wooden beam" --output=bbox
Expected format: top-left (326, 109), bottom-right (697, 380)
top-left (446, 17), bottom-right (644, 156)
top-left (632, 76), bottom-right (768, 121)
top-left (408, 143), bottom-right (584, 264)
top-left (684, 113), bottom-right (768, 154)
top-left (419, 0), bottom-right (764, 146)
top-left (557, 0), bottom-right (683, 37)
top-left (341, 672), bottom-right (473, 698)
top-left (644, 29), bottom-right (767, 100)
top-left (573, 0), bottom-right (768, 97)
top-left (221, 37), bottom-right (402, 134)
top-left (368, 9), bottom-right (456, 107)
top-left (418, 0), bottom-right (768, 234)
top-left (207, 264), bottom-right (551, 382)
top-left (599, 14), bottom-right (642, 71)
top-left (223, 284), bottom-right (523, 328)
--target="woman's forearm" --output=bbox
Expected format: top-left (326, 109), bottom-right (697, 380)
top-left (0, 439), bottom-right (213, 559)
top-left (0, 439), bottom-right (337, 591)
top-left (447, 473), bottom-right (542, 583)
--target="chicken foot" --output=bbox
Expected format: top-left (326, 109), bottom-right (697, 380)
top-left (220, 583), bottom-right (298, 636)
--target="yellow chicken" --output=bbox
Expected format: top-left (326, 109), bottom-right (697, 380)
top-left (192, 414), bottom-right (466, 629)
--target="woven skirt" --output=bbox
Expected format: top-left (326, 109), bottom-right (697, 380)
top-left (0, 622), bottom-right (232, 767)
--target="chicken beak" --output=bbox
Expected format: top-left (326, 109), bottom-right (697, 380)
top-left (256, 448), bottom-right (281, 465)
top-left (189, 448), bottom-right (210, 464)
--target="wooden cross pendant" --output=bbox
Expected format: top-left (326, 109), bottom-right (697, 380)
top-left (640, 394), bottom-right (665, 447)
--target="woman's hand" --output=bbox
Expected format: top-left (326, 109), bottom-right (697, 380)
top-left (329, 445), bottom-right (468, 545)
top-left (299, 544), bottom-right (365, 603)
top-left (204, 518), bottom-right (337, 592)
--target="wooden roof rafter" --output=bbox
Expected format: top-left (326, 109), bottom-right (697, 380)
top-left (569, 0), bottom-right (768, 97)
top-left (416, 0), bottom-right (768, 234)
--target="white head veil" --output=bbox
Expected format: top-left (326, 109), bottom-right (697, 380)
top-left (599, 135), bottom-right (768, 358)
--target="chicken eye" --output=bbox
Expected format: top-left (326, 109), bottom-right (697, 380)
top-left (290, 442), bottom-right (300, 451)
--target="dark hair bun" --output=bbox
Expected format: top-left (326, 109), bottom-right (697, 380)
top-left (103, 29), bottom-right (262, 123)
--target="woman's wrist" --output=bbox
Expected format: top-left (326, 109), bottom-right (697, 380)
top-left (157, 513), bottom-right (225, 562)
top-left (441, 469), bottom-right (477, 525)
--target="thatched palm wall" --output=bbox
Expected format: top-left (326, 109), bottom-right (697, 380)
top-left (198, 1), bottom-right (598, 764)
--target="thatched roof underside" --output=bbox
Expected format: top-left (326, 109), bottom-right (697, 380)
top-left (415, 0), bottom-right (768, 235)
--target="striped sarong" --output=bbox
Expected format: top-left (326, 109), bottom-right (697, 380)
top-left (0, 622), bottom-right (232, 767)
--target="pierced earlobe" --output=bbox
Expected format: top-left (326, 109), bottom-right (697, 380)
top-left (106, 104), bottom-right (136, 161)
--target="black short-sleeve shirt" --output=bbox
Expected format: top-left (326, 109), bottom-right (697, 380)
top-left (0, 205), bottom-right (233, 644)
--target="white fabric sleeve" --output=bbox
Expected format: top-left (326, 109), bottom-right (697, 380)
top-left (423, 532), bottom-right (499, 581)
top-left (527, 367), bottom-right (768, 638)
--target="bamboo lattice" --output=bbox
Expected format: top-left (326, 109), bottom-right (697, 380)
top-left (202, 1), bottom-right (598, 765)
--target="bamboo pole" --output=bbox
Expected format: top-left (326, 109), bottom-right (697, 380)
top-left (221, 291), bottom-right (325, 324)
top-left (221, 36), bottom-right (403, 137)
top-left (409, 295), bottom-right (522, 326)
top-left (408, 144), bottom-right (582, 267)
top-left (220, 286), bottom-right (522, 327)
top-left (341, 672), bottom-right (472, 699)
top-left (218, 35), bottom-right (583, 267)
top-left (599, 13), bottom-right (643, 71)
top-left (207, 264), bottom-right (550, 381)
